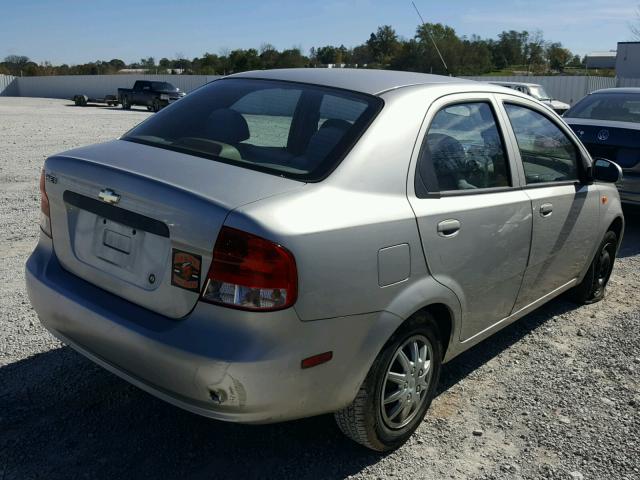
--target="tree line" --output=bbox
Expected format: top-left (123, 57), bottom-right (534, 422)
top-left (0, 23), bottom-right (589, 77)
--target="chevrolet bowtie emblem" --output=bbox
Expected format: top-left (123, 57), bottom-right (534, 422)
top-left (98, 188), bottom-right (120, 205)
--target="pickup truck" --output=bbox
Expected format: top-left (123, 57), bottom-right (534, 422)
top-left (117, 80), bottom-right (185, 112)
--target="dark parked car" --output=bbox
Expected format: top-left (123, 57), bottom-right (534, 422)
top-left (564, 88), bottom-right (640, 205)
top-left (118, 80), bottom-right (185, 112)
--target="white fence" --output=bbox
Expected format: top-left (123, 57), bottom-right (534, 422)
top-left (11, 74), bottom-right (221, 99)
top-left (0, 74), bottom-right (18, 96)
top-left (618, 77), bottom-right (640, 88)
top-left (1, 73), bottom-right (636, 104)
top-left (464, 75), bottom-right (618, 105)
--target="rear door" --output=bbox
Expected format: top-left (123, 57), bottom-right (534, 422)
top-left (497, 96), bottom-right (599, 311)
top-left (408, 93), bottom-right (532, 341)
top-left (133, 81), bottom-right (149, 104)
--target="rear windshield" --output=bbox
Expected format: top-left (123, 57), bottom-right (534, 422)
top-left (151, 82), bottom-right (176, 91)
top-left (123, 78), bottom-right (382, 181)
top-left (565, 92), bottom-right (640, 123)
top-left (528, 85), bottom-right (551, 101)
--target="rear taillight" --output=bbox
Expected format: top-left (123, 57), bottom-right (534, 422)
top-left (200, 227), bottom-right (297, 311)
top-left (39, 169), bottom-right (52, 237)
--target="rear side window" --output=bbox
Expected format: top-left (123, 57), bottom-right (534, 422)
top-left (415, 102), bottom-right (510, 195)
top-left (123, 78), bottom-right (382, 181)
top-left (504, 104), bottom-right (579, 184)
top-left (151, 82), bottom-right (176, 91)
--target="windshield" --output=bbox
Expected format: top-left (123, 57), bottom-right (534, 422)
top-left (151, 82), bottom-right (176, 91)
top-left (565, 92), bottom-right (640, 123)
top-left (528, 85), bottom-right (551, 101)
top-left (123, 78), bottom-right (382, 181)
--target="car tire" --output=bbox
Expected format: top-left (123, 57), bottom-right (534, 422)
top-left (121, 97), bottom-right (130, 110)
top-left (334, 312), bottom-right (442, 451)
top-left (152, 100), bottom-right (160, 112)
top-left (569, 230), bottom-right (617, 304)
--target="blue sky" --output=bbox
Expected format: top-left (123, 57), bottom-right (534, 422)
top-left (1, 0), bottom-right (637, 64)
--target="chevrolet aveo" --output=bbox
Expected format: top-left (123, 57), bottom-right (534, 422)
top-left (26, 69), bottom-right (624, 451)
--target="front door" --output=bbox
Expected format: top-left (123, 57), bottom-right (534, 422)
top-left (499, 99), bottom-right (599, 311)
top-left (408, 96), bottom-right (532, 341)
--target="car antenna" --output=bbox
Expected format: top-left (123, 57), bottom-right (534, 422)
top-left (411, 1), bottom-right (449, 74)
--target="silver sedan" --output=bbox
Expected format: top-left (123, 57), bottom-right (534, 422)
top-left (26, 69), bottom-right (624, 451)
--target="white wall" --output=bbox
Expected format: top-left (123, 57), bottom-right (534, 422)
top-left (5, 73), bottom-right (635, 105)
top-left (15, 74), bottom-right (221, 99)
top-left (0, 74), bottom-right (18, 96)
top-left (616, 42), bottom-right (640, 79)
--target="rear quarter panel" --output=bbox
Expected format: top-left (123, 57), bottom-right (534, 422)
top-left (226, 86), bottom-right (463, 324)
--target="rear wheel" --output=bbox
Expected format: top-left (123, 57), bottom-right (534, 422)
top-left (334, 313), bottom-right (442, 451)
top-left (569, 231), bottom-right (617, 304)
top-left (121, 97), bottom-right (130, 110)
top-left (152, 99), bottom-right (160, 112)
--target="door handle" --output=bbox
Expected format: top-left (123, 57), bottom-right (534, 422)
top-left (437, 219), bottom-right (461, 237)
top-left (540, 203), bottom-right (553, 217)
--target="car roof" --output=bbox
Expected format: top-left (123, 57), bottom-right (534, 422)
top-left (227, 68), bottom-right (473, 95)
top-left (590, 87), bottom-right (640, 95)
top-left (490, 81), bottom-right (541, 87)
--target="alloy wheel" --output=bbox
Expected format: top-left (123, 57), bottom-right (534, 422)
top-left (380, 334), bottom-right (434, 429)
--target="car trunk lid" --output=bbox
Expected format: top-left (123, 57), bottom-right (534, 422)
top-left (567, 119), bottom-right (640, 170)
top-left (44, 139), bottom-right (303, 318)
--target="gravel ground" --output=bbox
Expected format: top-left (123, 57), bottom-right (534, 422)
top-left (1, 97), bottom-right (639, 480)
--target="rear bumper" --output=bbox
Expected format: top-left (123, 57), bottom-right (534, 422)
top-left (619, 173), bottom-right (640, 205)
top-left (26, 236), bottom-right (398, 423)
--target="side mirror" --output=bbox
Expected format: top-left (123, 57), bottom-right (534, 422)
top-left (593, 158), bottom-right (623, 183)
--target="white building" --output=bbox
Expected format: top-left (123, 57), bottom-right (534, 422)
top-left (585, 51), bottom-right (617, 69)
top-left (616, 42), bottom-right (640, 79)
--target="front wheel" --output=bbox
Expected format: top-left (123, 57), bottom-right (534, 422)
top-left (569, 230), bottom-right (617, 304)
top-left (334, 313), bottom-right (442, 451)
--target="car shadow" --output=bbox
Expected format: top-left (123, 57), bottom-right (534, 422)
top-left (437, 297), bottom-right (576, 395)
top-left (619, 206), bottom-right (640, 258)
top-left (1, 346), bottom-right (381, 480)
top-left (1, 296), bottom-right (585, 480)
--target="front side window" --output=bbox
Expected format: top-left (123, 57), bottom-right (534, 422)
top-left (504, 104), bottom-right (579, 184)
top-left (415, 102), bottom-right (510, 194)
top-left (123, 78), bottom-right (382, 181)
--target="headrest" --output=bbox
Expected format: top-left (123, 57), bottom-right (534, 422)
top-left (320, 118), bottom-right (352, 131)
top-left (206, 109), bottom-right (250, 144)
top-left (427, 133), bottom-right (465, 158)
